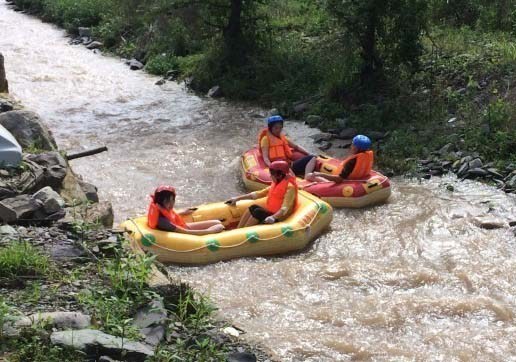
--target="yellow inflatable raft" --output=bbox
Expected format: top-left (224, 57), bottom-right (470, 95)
top-left (121, 190), bottom-right (333, 265)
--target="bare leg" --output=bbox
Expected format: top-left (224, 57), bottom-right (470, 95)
top-left (187, 220), bottom-right (222, 230)
top-left (242, 216), bottom-right (260, 228)
top-left (237, 210), bottom-right (252, 229)
top-left (303, 157), bottom-right (317, 179)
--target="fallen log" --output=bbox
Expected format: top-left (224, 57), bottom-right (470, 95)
top-left (66, 146), bottom-right (108, 160)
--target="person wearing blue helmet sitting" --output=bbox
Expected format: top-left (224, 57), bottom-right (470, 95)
top-left (305, 135), bottom-right (374, 182)
top-left (258, 115), bottom-right (313, 174)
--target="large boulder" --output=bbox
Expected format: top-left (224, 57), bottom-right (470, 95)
top-left (50, 329), bottom-right (154, 361)
top-left (25, 152), bottom-right (67, 189)
top-left (0, 110), bottom-right (57, 151)
top-left (84, 201), bottom-right (114, 228)
top-left (0, 53), bottom-right (8, 93)
top-left (0, 194), bottom-right (43, 222)
top-left (32, 186), bottom-right (65, 214)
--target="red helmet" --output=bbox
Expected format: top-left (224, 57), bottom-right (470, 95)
top-left (270, 161), bottom-right (290, 174)
top-left (153, 185), bottom-right (176, 199)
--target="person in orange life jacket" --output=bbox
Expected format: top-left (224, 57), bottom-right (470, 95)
top-left (226, 161), bottom-right (298, 228)
top-left (259, 116), bottom-right (314, 176)
top-left (305, 135), bottom-right (374, 183)
top-left (147, 186), bottom-right (224, 235)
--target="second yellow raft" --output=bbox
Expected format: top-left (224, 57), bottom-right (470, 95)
top-left (121, 190), bottom-right (333, 265)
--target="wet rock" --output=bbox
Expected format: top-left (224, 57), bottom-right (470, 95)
top-left (86, 41), bottom-right (103, 50)
top-left (33, 186), bottom-right (65, 214)
top-left (207, 85), bottom-right (222, 98)
top-left (0, 52), bottom-right (8, 93)
top-left (78, 27), bottom-right (91, 38)
top-left (461, 156), bottom-right (473, 165)
top-left (268, 108), bottom-right (280, 116)
top-left (473, 216), bottom-right (506, 230)
top-left (0, 110), bottom-right (57, 151)
top-left (448, 117), bottom-right (457, 123)
top-left (228, 352), bottom-right (257, 362)
top-left (84, 201), bottom-right (114, 228)
top-left (506, 175), bottom-right (516, 189)
top-left (318, 141), bottom-right (332, 151)
top-left (337, 128), bottom-right (357, 139)
top-left (468, 158), bottom-right (483, 169)
top-left (79, 180), bottom-right (99, 203)
top-left (310, 132), bottom-right (333, 143)
top-left (128, 59), bottom-right (144, 71)
top-left (306, 115), bottom-right (322, 124)
top-left (155, 79), bottom-right (166, 86)
top-left (508, 220), bottom-right (516, 227)
top-left (457, 163), bottom-right (469, 177)
top-left (0, 194), bottom-right (43, 222)
top-left (0, 98), bottom-right (14, 113)
top-left (487, 168), bottom-right (505, 180)
top-left (467, 168), bottom-right (488, 178)
top-left (0, 224), bottom-right (17, 234)
top-left (50, 329), bottom-right (154, 361)
top-left (441, 161), bottom-right (452, 169)
top-left (166, 70), bottom-right (179, 81)
top-left (26, 152), bottom-right (67, 189)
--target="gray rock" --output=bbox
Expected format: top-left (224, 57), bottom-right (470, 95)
top-left (438, 143), bottom-right (454, 156)
top-left (78, 27), bottom-right (91, 37)
top-left (292, 101), bottom-right (309, 114)
top-left (318, 141), bottom-right (332, 151)
top-left (509, 220), bottom-right (516, 227)
top-left (467, 168), bottom-right (488, 177)
top-left (457, 163), bottom-right (469, 177)
top-left (128, 59), bottom-right (144, 71)
top-left (306, 115), bottom-right (322, 124)
top-left (32, 186), bottom-right (65, 214)
top-left (28, 312), bottom-right (91, 329)
top-left (452, 159), bottom-right (461, 170)
top-left (473, 217), bottom-right (506, 230)
top-left (228, 352), bottom-right (257, 362)
top-left (86, 41), bottom-right (103, 50)
top-left (79, 180), bottom-right (99, 203)
top-left (460, 156), bottom-right (473, 165)
top-left (207, 85), bottom-right (222, 98)
top-left (0, 53), bottom-right (8, 93)
top-left (0, 98), bottom-right (14, 113)
top-left (506, 175), bottom-right (516, 189)
top-left (0, 110), bottom-right (57, 151)
top-left (337, 128), bottom-right (357, 139)
top-left (84, 201), bottom-right (114, 228)
top-left (25, 152), bottom-right (68, 189)
top-left (0, 194), bottom-right (42, 222)
top-left (487, 168), bottom-right (505, 180)
top-left (335, 118), bottom-right (347, 128)
top-left (155, 79), bottom-right (166, 86)
top-left (268, 108), bottom-right (280, 116)
top-left (50, 329), bottom-right (154, 361)
top-left (0, 224), bottom-right (17, 234)
top-left (141, 325), bottom-right (165, 346)
top-left (368, 131), bottom-right (386, 141)
top-left (166, 70), bottom-right (179, 81)
top-left (133, 300), bottom-right (167, 330)
top-left (468, 158), bottom-right (483, 169)
top-left (310, 132), bottom-right (333, 143)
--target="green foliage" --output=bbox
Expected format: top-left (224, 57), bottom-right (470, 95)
top-left (146, 54), bottom-right (179, 75)
top-left (0, 241), bottom-right (50, 279)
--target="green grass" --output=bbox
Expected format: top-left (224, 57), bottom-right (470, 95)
top-left (0, 241), bottom-right (50, 279)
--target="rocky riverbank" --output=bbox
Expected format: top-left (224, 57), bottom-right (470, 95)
top-left (0, 55), bottom-right (269, 361)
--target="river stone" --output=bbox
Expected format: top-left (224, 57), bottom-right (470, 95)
top-left (467, 168), bottom-right (488, 178)
top-left (207, 85), bottom-right (222, 98)
top-left (79, 180), bottom-right (99, 203)
top-left (457, 163), bottom-right (469, 177)
top-left (84, 201), bottom-right (114, 227)
top-left (468, 158), bottom-right (483, 169)
top-left (86, 41), bottom-right (103, 50)
top-left (128, 59), bottom-right (144, 71)
top-left (318, 141), bottom-right (332, 151)
top-left (27, 312), bottom-right (91, 329)
top-left (50, 329), bottom-right (154, 361)
top-left (228, 352), bottom-right (257, 362)
top-left (32, 186), bottom-right (65, 214)
top-left (292, 101), bottom-right (309, 114)
top-left (310, 132), bottom-right (333, 143)
top-left (473, 216), bottom-right (506, 230)
top-left (506, 175), bottom-right (516, 189)
top-left (0, 53), bottom-right (8, 93)
top-left (0, 194), bottom-right (43, 222)
top-left (0, 110), bottom-right (57, 151)
top-left (26, 152), bottom-right (68, 189)
top-left (487, 168), bottom-right (505, 180)
top-left (438, 143), bottom-right (454, 156)
top-left (337, 128), bottom-right (357, 139)
top-left (133, 300), bottom-right (167, 330)
top-left (0, 98), bottom-right (14, 113)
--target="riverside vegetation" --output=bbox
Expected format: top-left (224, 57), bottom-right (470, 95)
top-left (7, 0), bottom-right (516, 182)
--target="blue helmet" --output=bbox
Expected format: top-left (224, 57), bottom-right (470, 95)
top-left (267, 115), bottom-right (284, 125)
top-left (352, 135), bottom-right (372, 151)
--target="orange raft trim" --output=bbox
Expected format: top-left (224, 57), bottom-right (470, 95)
top-left (241, 147), bottom-right (391, 208)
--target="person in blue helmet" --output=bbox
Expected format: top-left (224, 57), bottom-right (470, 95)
top-left (257, 115), bottom-right (314, 176)
top-left (304, 135), bottom-right (374, 182)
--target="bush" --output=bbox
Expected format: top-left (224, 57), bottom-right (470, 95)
top-left (0, 242), bottom-right (50, 279)
top-left (145, 54), bottom-right (179, 76)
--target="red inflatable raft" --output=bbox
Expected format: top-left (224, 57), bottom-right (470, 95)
top-left (241, 147), bottom-right (391, 208)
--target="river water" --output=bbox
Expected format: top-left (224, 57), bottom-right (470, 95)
top-left (1, 2), bottom-right (516, 360)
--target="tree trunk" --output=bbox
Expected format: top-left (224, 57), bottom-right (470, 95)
top-left (0, 53), bottom-right (8, 93)
top-left (224, 0), bottom-right (244, 58)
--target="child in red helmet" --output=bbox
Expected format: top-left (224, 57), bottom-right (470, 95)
top-left (227, 161), bottom-right (298, 228)
top-left (148, 186), bottom-right (224, 235)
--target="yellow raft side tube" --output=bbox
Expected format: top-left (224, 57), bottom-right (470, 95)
top-left (120, 190), bottom-right (333, 265)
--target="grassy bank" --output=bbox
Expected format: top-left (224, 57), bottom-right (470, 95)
top-left (8, 0), bottom-right (516, 174)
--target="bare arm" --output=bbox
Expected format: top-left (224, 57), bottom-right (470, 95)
top-left (287, 139), bottom-right (310, 155)
top-left (261, 146), bottom-right (271, 167)
top-left (313, 171), bottom-right (343, 183)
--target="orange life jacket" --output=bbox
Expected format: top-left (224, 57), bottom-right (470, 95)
top-left (147, 197), bottom-right (188, 230)
top-left (331, 151), bottom-right (374, 180)
top-left (266, 176), bottom-right (298, 214)
top-left (258, 128), bottom-right (293, 162)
